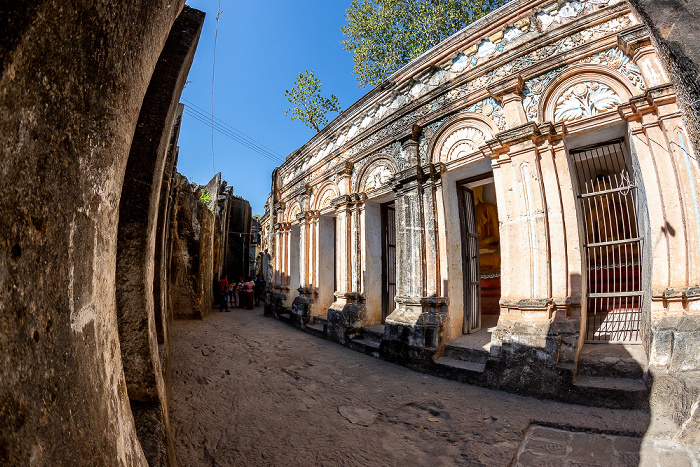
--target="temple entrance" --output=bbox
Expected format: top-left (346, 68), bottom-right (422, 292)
top-left (381, 202), bottom-right (396, 322)
top-left (570, 139), bottom-right (644, 343)
top-left (459, 179), bottom-right (501, 334)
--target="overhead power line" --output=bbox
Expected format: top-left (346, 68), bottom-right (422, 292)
top-left (183, 98), bottom-right (285, 163)
top-left (183, 108), bottom-right (284, 164)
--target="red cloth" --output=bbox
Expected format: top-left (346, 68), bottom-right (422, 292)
top-left (219, 279), bottom-right (229, 295)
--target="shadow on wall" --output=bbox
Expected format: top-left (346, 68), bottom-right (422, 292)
top-left (0, 2), bottom-right (204, 465)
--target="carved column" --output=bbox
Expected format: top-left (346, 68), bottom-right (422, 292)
top-left (489, 76), bottom-right (528, 129)
top-left (383, 135), bottom-right (448, 359)
top-left (291, 210), bottom-right (316, 326)
top-left (481, 122), bottom-right (581, 377)
top-left (326, 195), bottom-right (367, 343)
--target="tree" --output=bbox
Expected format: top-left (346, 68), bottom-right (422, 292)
top-left (284, 70), bottom-right (342, 132)
top-left (341, 0), bottom-right (508, 88)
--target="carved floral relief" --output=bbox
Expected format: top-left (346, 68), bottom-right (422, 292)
top-left (439, 127), bottom-right (486, 162)
top-left (554, 81), bottom-right (622, 122)
top-left (363, 165), bottom-right (393, 191)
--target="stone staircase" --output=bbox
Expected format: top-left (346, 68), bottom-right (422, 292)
top-left (434, 337), bottom-right (489, 373)
top-left (573, 343), bottom-right (649, 396)
top-left (306, 315), bottom-right (327, 338)
top-left (349, 325), bottom-right (384, 358)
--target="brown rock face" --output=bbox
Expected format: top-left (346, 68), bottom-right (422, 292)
top-left (0, 1), bottom-right (203, 465)
top-left (625, 0), bottom-right (700, 153)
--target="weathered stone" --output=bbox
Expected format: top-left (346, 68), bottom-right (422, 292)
top-left (0, 1), bottom-right (203, 464)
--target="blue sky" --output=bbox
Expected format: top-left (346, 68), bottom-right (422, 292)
top-left (178, 1), bottom-right (368, 215)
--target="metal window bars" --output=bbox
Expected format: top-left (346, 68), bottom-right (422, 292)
top-left (570, 139), bottom-right (644, 343)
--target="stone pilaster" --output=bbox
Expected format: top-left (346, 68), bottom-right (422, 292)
top-left (383, 135), bottom-right (448, 362)
top-left (326, 194), bottom-right (367, 343)
top-left (481, 122), bottom-right (581, 379)
top-left (292, 210), bottom-right (315, 326)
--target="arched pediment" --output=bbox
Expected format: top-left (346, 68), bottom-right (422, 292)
top-left (312, 181), bottom-right (340, 211)
top-left (355, 156), bottom-right (398, 194)
top-left (529, 61), bottom-right (644, 124)
top-left (429, 113), bottom-right (497, 165)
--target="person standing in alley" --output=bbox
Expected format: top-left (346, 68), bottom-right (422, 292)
top-left (244, 276), bottom-right (255, 310)
top-left (254, 274), bottom-right (266, 306)
top-left (218, 274), bottom-right (229, 312)
top-left (237, 277), bottom-right (246, 309)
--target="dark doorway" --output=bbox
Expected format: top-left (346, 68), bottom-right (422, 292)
top-left (381, 202), bottom-right (396, 322)
top-left (459, 186), bottom-right (481, 333)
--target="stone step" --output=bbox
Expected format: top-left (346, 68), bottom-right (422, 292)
top-left (443, 342), bottom-right (490, 365)
top-left (278, 312), bottom-right (292, 324)
top-left (348, 338), bottom-right (381, 358)
top-left (573, 375), bottom-right (648, 393)
top-left (434, 356), bottom-right (486, 373)
top-left (360, 324), bottom-right (385, 344)
top-left (313, 315), bottom-right (328, 325)
top-left (577, 344), bottom-right (647, 379)
top-left (305, 322), bottom-right (325, 338)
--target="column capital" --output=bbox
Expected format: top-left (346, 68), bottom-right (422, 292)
top-left (617, 24), bottom-right (651, 57)
top-left (488, 75), bottom-right (525, 100)
top-left (333, 160), bottom-right (354, 177)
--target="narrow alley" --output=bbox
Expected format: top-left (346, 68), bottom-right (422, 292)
top-left (170, 307), bottom-right (650, 466)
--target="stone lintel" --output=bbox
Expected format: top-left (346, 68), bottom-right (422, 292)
top-left (617, 24), bottom-right (651, 57)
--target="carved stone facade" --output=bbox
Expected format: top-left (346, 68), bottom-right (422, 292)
top-left (262, 0), bottom-right (699, 450)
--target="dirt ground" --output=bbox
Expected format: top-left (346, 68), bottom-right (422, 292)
top-left (169, 306), bottom-right (650, 466)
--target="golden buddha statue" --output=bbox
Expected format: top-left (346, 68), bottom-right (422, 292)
top-left (473, 186), bottom-right (500, 274)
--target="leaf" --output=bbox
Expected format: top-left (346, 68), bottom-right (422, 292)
top-left (341, 0), bottom-right (508, 88)
top-left (284, 70), bottom-right (341, 132)
top-left (554, 95), bottom-right (585, 122)
top-left (589, 85), bottom-right (622, 112)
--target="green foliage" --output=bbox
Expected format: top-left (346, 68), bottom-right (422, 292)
top-left (341, 0), bottom-right (509, 88)
top-left (199, 190), bottom-right (213, 205)
top-left (285, 70), bottom-right (341, 132)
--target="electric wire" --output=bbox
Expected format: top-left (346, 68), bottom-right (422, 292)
top-left (182, 105), bottom-right (284, 163)
top-left (211, 0), bottom-right (223, 174)
top-left (183, 109), bottom-right (284, 164)
top-left (182, 98), bottom-right (285, 162)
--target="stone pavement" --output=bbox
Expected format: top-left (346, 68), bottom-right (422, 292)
top-left (168, 307), bottom-right (663, 466)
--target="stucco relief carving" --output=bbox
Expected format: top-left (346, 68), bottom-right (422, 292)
top-left (363, 165), bottom-right (393, 191)
top-left (553, 81), bottom-right (622, 122)
top-left (466, 98), bottom-right (506, 131)
top-left (523, 47), bottom-right (644, 122)
top-left (313, 183), bottom-right (339, 210)
top-left (439, 127), bottom-right (486, 162)
top-left (279, 12), bottom-right (634, 190)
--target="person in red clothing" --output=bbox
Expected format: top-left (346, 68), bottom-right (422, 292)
top-left (218, 274), bottom-right (229, 311)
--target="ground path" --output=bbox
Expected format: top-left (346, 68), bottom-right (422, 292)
top-left (169, 306), bottom-right (650, 466)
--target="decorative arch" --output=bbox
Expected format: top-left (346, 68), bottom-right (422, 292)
top-left (312, 181), bottom-right (340, 210)
top-left (355, 156), bottom-right (399, 194)
top-left (285, 201), bottom-right (301, 223)
top-left (428, 113), bottom-right (498, 165)
top-left (539, 66), bottom-right (640, 124)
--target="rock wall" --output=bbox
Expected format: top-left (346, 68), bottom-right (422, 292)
top-left (626, 0), bottom-right (700, 152)
top-left (0, 2), bottom-right (203, 465)
top-left (168, 174), bottom-right (216, 320)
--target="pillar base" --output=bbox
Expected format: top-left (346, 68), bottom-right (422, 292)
top-left (382, 297), bottom-right (447, 365)
top-left (291, 287), bottom-right (314, 327)
top-left (327, 292), bottom-right (366, 344)
top-left (490, 299), bottom-right (580, 395)
top-left (264, 290), bottom-right (287, 317)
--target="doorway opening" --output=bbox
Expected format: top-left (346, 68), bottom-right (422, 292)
top-left (381, 201), bottom-right (396, 323)
top-left (458, 177), bottom-right (501, 334)
top-left (570, 138), bottom-right (644, 343)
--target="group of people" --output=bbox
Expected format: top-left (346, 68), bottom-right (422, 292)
top-left (214, 273), bottom-right (266, 312)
